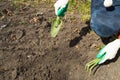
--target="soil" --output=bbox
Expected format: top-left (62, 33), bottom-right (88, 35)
top-left (0, 1), bottom-right (120, 80)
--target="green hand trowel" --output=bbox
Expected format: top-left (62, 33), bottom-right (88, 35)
top-left (50, 3), bottom-right (69, 37)
top-left (50, 16), bottom-right (62, 37)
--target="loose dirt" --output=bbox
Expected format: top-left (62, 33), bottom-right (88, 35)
top-left (0, 1), bottom-right (120, 80)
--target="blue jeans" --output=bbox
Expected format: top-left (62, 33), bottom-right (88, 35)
top-left (90, 0), bottom-right (120, 37)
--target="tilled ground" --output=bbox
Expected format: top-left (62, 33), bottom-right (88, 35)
top-left (0, 1), bottom-right (120, 80)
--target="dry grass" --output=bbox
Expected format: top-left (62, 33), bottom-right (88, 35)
top-left (68, 0), bottom-right (90, 21)
top-left (8, 0), bottom-right (90, 21)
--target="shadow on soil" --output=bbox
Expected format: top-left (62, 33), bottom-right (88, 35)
top-left (68, 20), bottom-right (120, 75)
top-left (69, 21), bottom-right (91, 47)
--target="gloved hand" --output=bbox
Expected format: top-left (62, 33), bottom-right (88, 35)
top-left (97, 39), bottom-right (120, 64)
top-left (54, 0), bottom-right (69, 16)
top-left (104, 0), bottom-right (113, 7)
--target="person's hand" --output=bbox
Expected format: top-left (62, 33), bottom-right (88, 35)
top-left (54, 0), bottom-right (69, 16)
top-left (97, 39), bottom-right (120, 64)
top-left (104, 0), bottom-right (113, 7)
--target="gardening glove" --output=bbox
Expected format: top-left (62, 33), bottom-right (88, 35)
top-left (97, 39), bottom-right (120, 64)
top-left (104, 0), bottom-right (113, 7)
top-left (103, 0), bottom-right (113, 7)
top-left (54, 0), bottom-right (69, 16)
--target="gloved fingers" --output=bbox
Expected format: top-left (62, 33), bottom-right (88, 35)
top-left (98, 50), bottom-right (117, 64)
top-left (97, 46), bottom-right (115, 64)
top-left (98, 55), bottom-right (108, 64)
top-left (60, 4), bottom-right (67, 8)
top-left (55, 7), bottom-right (59, 15)
top-left (54, 4), bottom-right (65, 16)
top-left (98, 58), bottom-right (106, 64)
top-left (54, 0), bottom-right (68, 10)
top-left (107, 50), bottom-right (117, 59)
top-left (54, 1), bottom-right (61, 14)
top-left (97, 39), bottom-right (120, 64)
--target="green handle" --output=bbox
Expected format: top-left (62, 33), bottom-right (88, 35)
top-left (96, 46), bottom-right (106, 59)
top-left (57, 3), bottom-right (69, 17)
top-left (96, 46), bottom-right (106, 64)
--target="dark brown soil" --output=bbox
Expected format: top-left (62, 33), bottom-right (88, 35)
top-left (0, 1), bottom-right (120, 80)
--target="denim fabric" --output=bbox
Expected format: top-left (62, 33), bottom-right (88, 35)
top-left (90, 0), bottom-right (120, 37)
